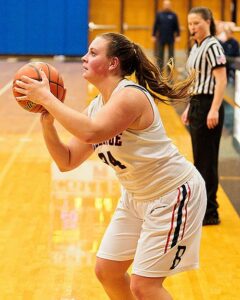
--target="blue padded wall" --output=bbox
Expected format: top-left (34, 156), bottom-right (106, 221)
top-left (0, 0), bottom-right (88, 56)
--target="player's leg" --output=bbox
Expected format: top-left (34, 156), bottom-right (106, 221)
top-left (95, 189), bottom-right (142, 299)
top-left (131, 275), bottom-right (172, 300)
top-left (95, 258), bottom-right (135, 300)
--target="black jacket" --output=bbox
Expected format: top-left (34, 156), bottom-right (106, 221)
top-left (222, 38), bottom-right (239, 57)
top-left (153, 10), bottom-right (180, 44)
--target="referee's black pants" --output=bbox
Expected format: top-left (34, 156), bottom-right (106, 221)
top-left (188, 95), bottom-right (224, 216)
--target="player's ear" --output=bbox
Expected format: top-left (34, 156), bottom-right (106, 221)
top-left (109, 57), bottom-right (119, 71)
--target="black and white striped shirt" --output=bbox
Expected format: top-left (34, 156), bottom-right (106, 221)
top-left (187, 36), bottom-right (226, 95)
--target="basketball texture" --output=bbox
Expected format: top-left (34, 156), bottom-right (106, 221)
top-left (12, 62), bottom-right (66, 113)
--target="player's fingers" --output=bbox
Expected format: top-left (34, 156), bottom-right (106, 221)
top-left (16, 95), bottom-right (28, 102)
top-left (14, 86), bottom-right (27, 95)
top-left (207, 120), bottom-right (216, 129)
top-left (19, 75), bottom-right (37, 83)
top-left (39, 69), bottom-right (49, 82)
top-left (15, 80), bottom-right (28, 88)
top-left (207, 120), bottom-right (213, 129)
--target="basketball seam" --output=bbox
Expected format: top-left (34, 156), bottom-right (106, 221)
top-left (46, 63), bottom-right (57, 98)
top-left (45, 63), bottom-right (64, 99)
top-left (29, 63), bottom-right (41, 80)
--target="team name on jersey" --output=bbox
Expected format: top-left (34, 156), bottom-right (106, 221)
top-left (93, 133), bottom-right (123, 150)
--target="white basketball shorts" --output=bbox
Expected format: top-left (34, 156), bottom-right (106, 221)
top-left (97, 170), bottom-right (207, 277)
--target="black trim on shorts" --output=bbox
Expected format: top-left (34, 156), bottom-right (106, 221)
top-left (171, 184), bottom-right (187, 248)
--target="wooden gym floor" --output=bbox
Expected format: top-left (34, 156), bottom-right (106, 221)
top-left (0, 59), bottom-right (239, 300)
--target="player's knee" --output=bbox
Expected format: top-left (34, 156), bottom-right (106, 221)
top-left (95, 261), bottom-right (109, 283)
top-left (130, 283), bottom-right (160, 300)
top-left (130, 276), bottom-right (165, 299)
top-left (95, 260), bottom-right (118, 284)
top-left (130, 278), bottom-right (147, 298)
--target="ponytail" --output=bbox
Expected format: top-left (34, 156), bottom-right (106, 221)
top-left (210, 18), bottom-right (216, 36)
top-left (102, 32), bottom-right (194, 104)
top-left (133, 44), bottom-right (194, 103)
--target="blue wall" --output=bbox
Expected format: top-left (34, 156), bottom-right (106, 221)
top-left (0, 0), bottom-right (88, 56)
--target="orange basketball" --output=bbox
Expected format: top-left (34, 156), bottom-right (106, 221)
top-left (12, 62), bottom-right (66, 113)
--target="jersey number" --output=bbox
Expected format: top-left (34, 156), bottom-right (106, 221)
top-left (98, 151), bottom-right (126, 169)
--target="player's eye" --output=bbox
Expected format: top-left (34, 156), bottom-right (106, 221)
top-left (90, 51), bottom-right (96, 56)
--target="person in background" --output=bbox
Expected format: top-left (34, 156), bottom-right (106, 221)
top-left (215, 20), bottom-right (227, 43)
top-left (181, 7), bottom-right (227, 226)
top-left (221, 27), bottom-right (239, 82)
top-left (152, 0), bottom-right (180, 68)
top-left (14, 32), bottom-right (207, 300)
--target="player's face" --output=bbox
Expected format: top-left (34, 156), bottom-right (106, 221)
top-left (188, 13), bottom-right (210, 44)
top-left (82, 37), bottom-right (112, 82)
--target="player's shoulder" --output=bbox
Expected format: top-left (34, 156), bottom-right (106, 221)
top-left (207, 36), bottom-right (222, 47)
top-left (202, 37), bottom-right (223, 54)
top-left (111, 85), bottom-right (149, 114)
top-left (116, 84), bottom-right (147, 101)
top-left (120, 82), bottom-right (150, 99)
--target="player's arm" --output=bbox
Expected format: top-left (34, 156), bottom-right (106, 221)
top-left (57, 89), bottom-right (145, 141)
top-left (207, 66), bottom-right (227, 129)
top-left (15, 72), bottom-right (147, 143)
top-left (41, 108), bottom-right (94, 172)
top-left (42, 88), bottom-right (144, 143)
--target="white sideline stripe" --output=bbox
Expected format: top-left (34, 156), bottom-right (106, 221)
top-left (0, 116), bottom-right (39, 186)
top-left (220, 176), bottom-right (240, 181)
top-left (20, 137), bottom-right (32, 142)
top-left (0, 81), bottom-right (13, 96)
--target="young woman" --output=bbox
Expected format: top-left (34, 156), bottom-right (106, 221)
top-left (182, 7), bottom-right (227, 226)
top-left (14, 33), bottom-right (206, 300)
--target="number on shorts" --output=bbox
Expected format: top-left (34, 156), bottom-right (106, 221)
top-left (170, 245), bottom-right (186, 270)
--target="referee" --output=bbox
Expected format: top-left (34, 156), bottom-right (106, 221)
top-left (181, 7), bottom-right (227, 225)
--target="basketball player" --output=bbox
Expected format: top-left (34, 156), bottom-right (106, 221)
top-left (14, 33), bottom-right (207, 300)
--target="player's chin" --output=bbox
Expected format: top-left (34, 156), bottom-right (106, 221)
top-left (82, 72), bottom-right (94, 83)
top-left (82, 71), bottom-right (89, 79)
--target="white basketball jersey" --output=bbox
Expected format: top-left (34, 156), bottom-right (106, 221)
top-left (88, 79), bottom-right (195, 201)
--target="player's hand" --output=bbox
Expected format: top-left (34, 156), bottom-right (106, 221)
top-left (175, 36), bottom-right (181, 43)
top-left (181, 105), bottom-right (190, 125)
top-left (14, 69), bottom-right (51, 105)
top-left (207, 109), bottom-right (219, 129)
top-left (152, 36), bottom-right (156, 43)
